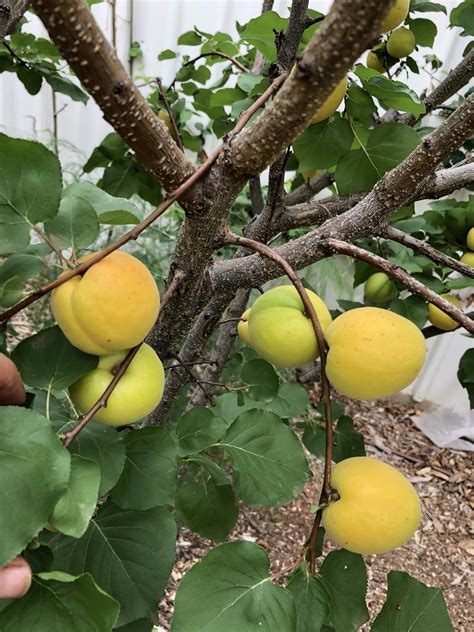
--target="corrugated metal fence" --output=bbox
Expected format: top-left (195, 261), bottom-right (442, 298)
top-left (0, 1), bottom-right (472, 414)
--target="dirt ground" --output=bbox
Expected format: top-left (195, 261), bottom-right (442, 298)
top-left (158, 391), bottom-right (474, 631)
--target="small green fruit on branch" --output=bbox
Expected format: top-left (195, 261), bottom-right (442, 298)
top-left (321, 238), bottom-right (474, 334)
top-left (0, 74), bottom-right (287, 329)
top-left (223, 230), bottom-right (334, 575)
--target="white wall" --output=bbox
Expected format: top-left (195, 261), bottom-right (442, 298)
top-left (1, 1), bottom-right (472, 414)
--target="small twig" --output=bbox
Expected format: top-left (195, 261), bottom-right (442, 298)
top-left (183, 50), bottom-right (247, 73)
top-left (32, 223), bottom-right (73, 269)
top-left (263, 146), bottom-right (292, 244)
top-left (0, 73), bottom-right (287, 327)
top-left (166, 360), bottom-right (218, 371)
top-left (2, 39), bottom-right (28, 66)
top-left (52, 89), bottom-right (59, 156)
top-left (160, 271), bottom-right (185, 313)
top-left (62, 344), bottom-right (142, 448)
top-left (322, 238), bottom-right (474, 334)
top-left (156, 77), bottom-right (184, 152)
top-left (171, 354), bottom-right (214, 405)
top-left (223, 231), bottom-right (334, 574)
top-left (217, 317), bottom-right (244, 325)
top-left (381, 226), bottom-right (474, 280)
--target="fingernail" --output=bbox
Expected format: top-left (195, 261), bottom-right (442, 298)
top-left (0, 564), bottom-right (32, 599)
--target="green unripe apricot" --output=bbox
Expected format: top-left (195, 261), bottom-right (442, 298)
top-left (387, 27), bottom-right (416, 58)
top-left (467, 227), bottom-right (474, 251)
top-left (367, 51), bottom-right (386, 73)
top-left (364, 273), bottom-right (397, 303)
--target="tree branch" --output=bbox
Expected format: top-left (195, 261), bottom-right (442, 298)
top-left (270, 0), bottom-right (309, 76)
top-left (0, 1), bottom-right (12, 40)
top-left (382, 226), bottom-right (474, 279)
top-left (229, 0), bottom-right (396, 176)
top-left (31, 0), bottom-right (203, 212)
top-left (321, 238), bottom-right (474, 334)
top-left (63, 344), bottom-right (142, 448)
top-left (285, 172), bottom-right (334, 206)
top-left (181, 50), bottom-right (247, 73)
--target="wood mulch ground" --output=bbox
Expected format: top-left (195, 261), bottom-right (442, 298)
top-left (158, 389), bottom-right (474, 631)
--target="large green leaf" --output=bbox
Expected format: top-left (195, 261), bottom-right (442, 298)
top-left (176, 479), bottom-right (238, 541)
top-left (171, 541), bottom-right (296, 631)
top-left (0, 571), bottom-right (119, 631)
top-left (110, 427), bottom-right (178, 509)
top-left (240, 11), bottom-right (288, 60)
top-left (114, 620), bottom-right (153, 632)
top-left (0, 134), bottom-right (62, 254)
top-left (12, 326), bottom-right (98, 390)
top-left (49, 455), bottom-right (100, 538)
top-left (450, 0), bottom-right (474, 36)
top-left (335, 123), bottom-right (420, 195)
top-left (372, 571), bottom-right (454, 631)
top-left (0, 407), bottom-right (70, 566)
top-left (63, 182), bottom-right (140, 224)
top-left (408, 17), bottom-right (437, 47)
top-left (293, 117), bottom-right (354, 171)
top-left (176, 407), bottom-right (228, 456)
top-left (52, 503), bottom-right (176, 626)
top-left (45, 195), bottom-right (99, 250)
top-left (211, 392), bottom-right (265, 426)
top-left (53, 418), bottom-right (126, 496)
top-left (286, 567), bottom-right (329, 632)
top-left (0, 254), bottom-right (44, 285)
top-left (267, 383), bottom-right (310, 418)
top-left (319, 550), bottom-right (368, 631)
top-left (221, 409), bottom-right (310, 506)
top-left (355, 66), bottom-right (426, 116)
top-left (241, 359), bottom-right (279, 401)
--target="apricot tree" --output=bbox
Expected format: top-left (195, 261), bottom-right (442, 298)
top-left (0, 0), bottom-right (473, 630)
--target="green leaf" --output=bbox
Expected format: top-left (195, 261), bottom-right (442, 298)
top-left (52, 503), bottom-right (176, 627)
top-left (63, 182), bottom-right (140, 224)
top-left (320, 550), bottom-right (369, 631)
top-left (294, 117), bottom-right (354, 171)
top-left (49, 455), bottom-right (100, 538)
top-left (408, 17), bottom-right (437, 46)
top-left (303, 416), bottom-right (365, 463)
top-left (0, 407), bottom-right (70, 566)
top-left (237, 72), bottom-right (265, 94)
top-left (12, 326), bottom-right (98, 390)
top-left (171, 541), bottom-right (296, 631)
top-left (450, 0), bottom-right (474, 36)
top-left (241, 359), bottom-right (279, 400)
top-left (0, 276), bottom-right (22, 307)
top-left (222, 409), bottom-right (310, 506)
top-left (178, 31), bottom-right (202, 45)
top-left (267, 383), bottom-right (310, 418)
top-left (83, 133), bottom-right (129, 172)
top-left (187, 454), bottom-right (231, 486)
top-left (176, 480), bottom-right (238, 541)
top-left (114, 620), bottom-right (153, 632)
top-left (209, 87), bottom-right (246, 107)
top-left (53, 419), bottom-right (126, 496)
top-left (211, 392), bottom-right (265, 426)
top-left (176, 407), bottom-right (228, 456)
top-left (0, 571), bottom-right (120, 631)
top-left (101, 158), bottom-right (139, 199)
top-left (16, 65), bottom-right (43, 95)
top-left (372, 571), bottom-right (454, 631)
top-left (458, 348), bottom-right (474, 408)
top-left (241, 11), bottom-right (288, 60)
top-left (335, 123), bottom-right (420, 195)
top-left (355, 66), bottom-right (426, 115)
top-left (110, 427), bottom-right (178, 510)
top-left (345, 84), bottom-right (377, 126)
top-left (286, 567), bottom-right (329, 632)
top-left (410, 1), bottom-right (446, 14)
top-left (389, 295), bottom-right (428, 329)
top-left (39, 66), bottom-right (89, 104)
top-left (0, 254), bottom-right (43, 285)
top-left (45, 195), bottom-right (99, 250)
top-left (0, 133), bottom-right (62, 254)
top-left (158, 49), bottom-right (177, 61)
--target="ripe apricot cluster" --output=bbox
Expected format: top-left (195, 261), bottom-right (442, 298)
top-left (51, 251), bottom-right (164, 426)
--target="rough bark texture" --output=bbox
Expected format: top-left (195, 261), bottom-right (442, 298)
top-left (230, 0), bottom-right (396, 175)
top-left (31, 0), bottom-right (206, 213)
top-left (0, 1), bottom-right (11, 39)
top-left (213, 96), bottom-right (474, 290)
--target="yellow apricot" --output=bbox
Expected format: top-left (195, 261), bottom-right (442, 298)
top-left (311, 76), bottom-right (348, 124)
top-left (367, 51), bottom-right (387, 73)
top-left (467, 228), bottom-right (474, 251)
top-left (248, 285), bottom-right (332, 368)
top-left (51, 251), bottom-right (160, 355)
top-left (428, 294), bottom-right (461, 331)
top-left (381, 0), bottom-right (410, 32)
top-left (325, 307), bottom-right (426, 400)
top-left (322, 457), bottom-right (421, 554)
top-left (461, 252), bottom-right (474, 267)
top-left (237, 308), bottom-right (252, 346)
top-left (69, 343), bottom-right (164, 426)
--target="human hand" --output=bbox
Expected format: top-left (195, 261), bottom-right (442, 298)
top-left (0, 353), bottom-right (31, 600)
